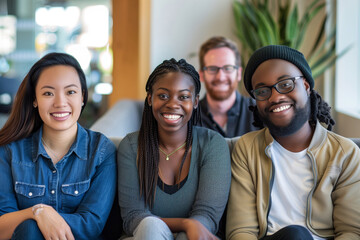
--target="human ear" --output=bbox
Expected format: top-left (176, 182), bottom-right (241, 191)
top-left (193, 94), bottom-right (199, 109)
top-left (236, 67), bottom-right (242, 82)
top-left (199, 70), bottom-right (205, 83)
top-left (33, 100), bottom-right (38, 108)
top-left (303, 78), bottom-right (311, 94)
top-left (147, 93), bottom-right (152, 106)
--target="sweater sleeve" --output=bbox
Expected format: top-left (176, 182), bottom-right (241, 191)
top-left (117, 133), bottom-right (153, 235)
top-left (332, 141), bottom-right (360, 240)
top-left (226, 136), bottom-right (259, 240)
top-left (189, 130), bottom-right (231, 234)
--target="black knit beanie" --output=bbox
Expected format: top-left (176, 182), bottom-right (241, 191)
top-left (244, 45), bottom-right (314, 98)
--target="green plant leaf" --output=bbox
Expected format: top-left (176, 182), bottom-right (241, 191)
top-left (232, 0), bottom-right (343, 80)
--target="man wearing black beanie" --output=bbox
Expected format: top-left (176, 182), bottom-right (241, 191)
top-left (227, 45), bottom-right (360, 240)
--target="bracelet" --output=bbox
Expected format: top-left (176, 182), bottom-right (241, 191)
top-left (32, 204), bottom-right (44, 216)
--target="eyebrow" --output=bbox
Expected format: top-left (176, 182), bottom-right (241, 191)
top-left (156, 87), bottom-right (191, 93)
top-left (40, 84), bottom-right (80, 90)
top-left (253, 74), bottom-right (292, 89)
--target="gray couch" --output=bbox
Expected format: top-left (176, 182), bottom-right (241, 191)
top-left (93, 99), bottom-right (360, 239)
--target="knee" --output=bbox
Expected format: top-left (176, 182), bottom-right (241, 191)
top-left (133, 216), bottom-right (173, 240)
top-left (280, 225), bottom-right (313, 239)
top-left (175, 232), bottom-right (188, 240)
top-left (12, 219), bottom-right (44, 240)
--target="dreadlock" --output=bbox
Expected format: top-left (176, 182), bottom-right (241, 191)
top-left (137, 58), bottom-right (201, 207)
top-left (250, 89), bottom-right (335, 131)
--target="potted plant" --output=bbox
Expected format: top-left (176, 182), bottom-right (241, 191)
top-left (233, 0), bottom-right (349, 79)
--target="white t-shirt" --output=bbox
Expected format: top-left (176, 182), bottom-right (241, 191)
top-left (267, 140), bottom-right (325, 240)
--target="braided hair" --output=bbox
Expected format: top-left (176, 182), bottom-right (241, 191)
top-left (250, 89), bottom-right (335, 131)
top-left (137, 58), bottom-right (201, 207)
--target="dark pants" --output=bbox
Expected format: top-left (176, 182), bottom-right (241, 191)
top-left (12, 219), bottom-right (45, 240)
top-left (261, 225), bottom-right (314, 240)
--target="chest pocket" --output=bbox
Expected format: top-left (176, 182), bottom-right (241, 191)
top-left (15, 182), bottom-right (45, 198)
top-left (61, 179), bottom-right (90, 212)
top-left (15, 182), bottom-right (45, 209)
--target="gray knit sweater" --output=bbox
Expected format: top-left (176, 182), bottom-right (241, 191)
top-left (117, 126), bottom-right (231, 235)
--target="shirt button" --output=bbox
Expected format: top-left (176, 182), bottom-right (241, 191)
top-left (52, 170), bottom-right (56, 173)
top-left (74, 190), bottom-right (79, 195)
top-left (28, 192), bottom-right (33, 196)
top-left (51, 190), bottom-right (55, 194)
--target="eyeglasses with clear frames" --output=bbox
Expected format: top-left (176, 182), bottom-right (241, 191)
top-left (251, 76), bottom-right (304, 101)
top-left (203, 65), bottom-right (239, 75)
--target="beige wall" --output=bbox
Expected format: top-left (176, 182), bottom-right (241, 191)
top-left (335, 112), bottom-right (360, 138)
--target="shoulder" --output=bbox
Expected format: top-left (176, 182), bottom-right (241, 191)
top-left (193, 126), bottom-right (225, 144)
top-left (233, 128), bottom-right (269, 152)
top-left (192, 126), bottom-right (229, 155)
top-left (311, 123), bottom-right (358, 154)
top-left (237, 92), bottom-right (256, 107)
top-left (118, 131), bottom-right (139, 153)
top-left (324, 130), bottom-right (359, 154)
top-left (81, 126), bottom-right (116, 154)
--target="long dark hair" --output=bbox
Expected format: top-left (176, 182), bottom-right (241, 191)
top-left (0, 52), bottom-right (88, 146)
top-left (137, 58), bottom-right (201, 207)
top-left (250, 89), bottom-right (335, 130)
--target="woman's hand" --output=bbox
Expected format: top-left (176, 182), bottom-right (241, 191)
top-left (33, 204), bottom-right (75, 240)
top-left (183, 219), bottom-right (219, 240)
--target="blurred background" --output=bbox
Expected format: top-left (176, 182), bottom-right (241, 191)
top-left (0, 0), bottom-right (359, 137)
top-left (0, 0), bottom-right (112, 127)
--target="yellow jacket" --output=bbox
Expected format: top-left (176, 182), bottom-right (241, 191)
top-left (227, 121), bottom-right (360, 240)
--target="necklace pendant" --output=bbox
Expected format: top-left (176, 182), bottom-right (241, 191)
top-left (166, 156), bottom-right (169, 161)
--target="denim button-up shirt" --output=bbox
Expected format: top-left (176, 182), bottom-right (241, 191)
top-left (0, 123), bottom-right (117, 239)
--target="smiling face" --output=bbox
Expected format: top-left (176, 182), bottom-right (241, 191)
top-left (200, 47), bottom-right (241, 101)
top-left (252, 59), bottom-right (311, 136)
top-left (147, 72), bottom-right (199, 135)
top-left (34, 65), bottom-right (83, 136)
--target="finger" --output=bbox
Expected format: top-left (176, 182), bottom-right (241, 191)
top-left (65, 230), bottom-right (75, 240)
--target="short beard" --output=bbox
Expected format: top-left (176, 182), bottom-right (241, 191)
top-left (260, 98), bottom-right (311, 137)
top-left (205, 86), bottom-right (234, 101)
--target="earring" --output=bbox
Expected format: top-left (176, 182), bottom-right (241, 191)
top-left (33, 103), bottom-right (37, 108)
top-left (82, 102), bottom-right (84, 106)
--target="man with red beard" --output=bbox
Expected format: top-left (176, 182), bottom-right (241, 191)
top-left (227, 45), bottom-right (360, 240)
top-left (198, 36), bottom-right (259, 137)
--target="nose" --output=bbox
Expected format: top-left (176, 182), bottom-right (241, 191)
top-left (215, 68), bottom-right (227, 81)
top-left (166, 96), bottom-right (180, 109)
top-left (53, 93), bottom-right (67, 107)
top-left (267, 86), bottom-right (285, 103)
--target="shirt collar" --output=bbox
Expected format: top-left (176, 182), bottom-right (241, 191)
top-left (32, 123), bottom-right (88, 162)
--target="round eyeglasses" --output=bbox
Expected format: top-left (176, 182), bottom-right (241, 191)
top-left (203, 65), bottom-right (238, 75)
top-left (251, 76), bottom-right (304, 101)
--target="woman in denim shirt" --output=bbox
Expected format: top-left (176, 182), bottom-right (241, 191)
top-left (0, 53), bottom-right (117, 240)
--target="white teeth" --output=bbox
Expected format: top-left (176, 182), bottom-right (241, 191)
top-left (272, 105), bottom-right (291, 113)
top-left (52, 113), bottom-right (70, 117)
top-left (163, 114), bottom-right (181, 120)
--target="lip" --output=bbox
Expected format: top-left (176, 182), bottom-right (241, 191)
top-left (161, 113), bottom-right (183, 124)
top-left (268, 103), bottom-right (292, 113)
top-left (211, 81), bottom-right (230, 91)
top-left (50, 111), bottom-right (71, 120)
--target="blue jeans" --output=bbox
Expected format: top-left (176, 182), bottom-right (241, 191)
top-left (12, 219), bottom-right (45, 240)
top-left (122, 216), bottom-right (188, 240)
top-left (261, 225), bottom-right (313, 240)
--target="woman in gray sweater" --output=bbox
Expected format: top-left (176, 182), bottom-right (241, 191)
top-left (117, 58), bottom-right (231, 240)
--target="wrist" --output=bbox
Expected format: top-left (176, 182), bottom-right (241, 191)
top-left (182, 218), bottom-right (196, 231)
top-left (32, 204), bottom-right (44, 217)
